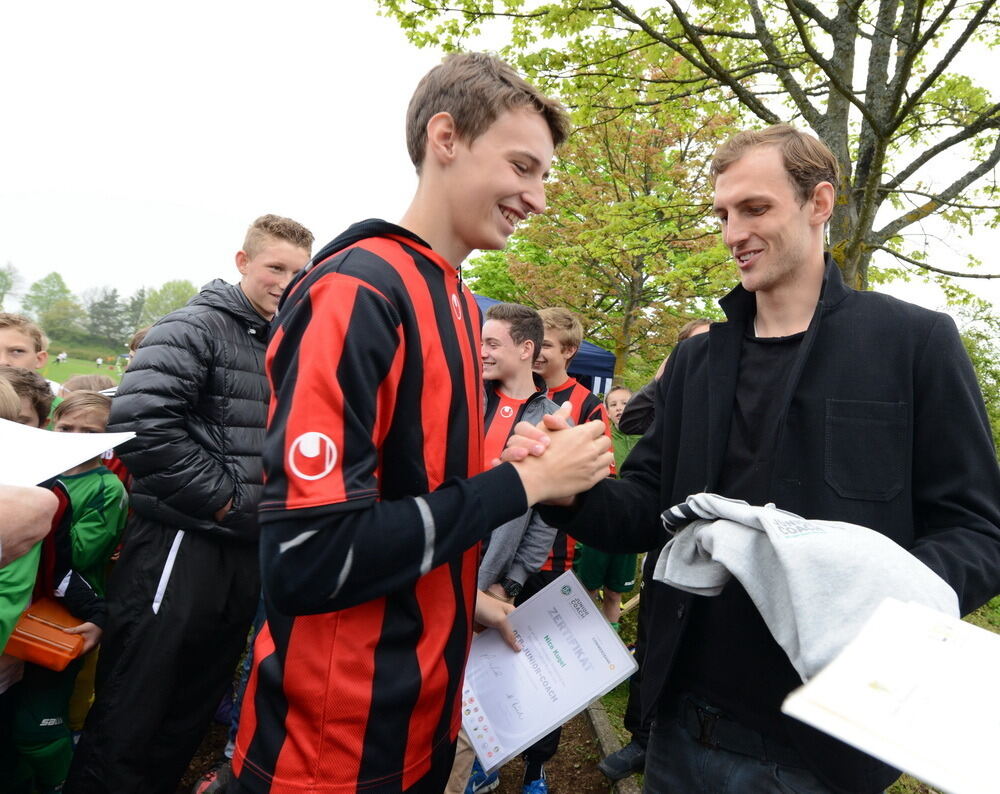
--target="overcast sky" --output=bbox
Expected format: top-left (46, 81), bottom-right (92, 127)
top-left (1, 1), bottom-right (997, 316)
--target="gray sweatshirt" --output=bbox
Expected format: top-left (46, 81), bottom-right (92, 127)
top-left (653, 492), bottom-right (959, 681)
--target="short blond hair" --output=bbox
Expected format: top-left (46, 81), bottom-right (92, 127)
top-left (0, 379), bottom-right (19, 422)
top-left (538, 307), bottom-right (583, 353)
top-left (710, 124), bottom-right (839, 204)
top-left (0, 312), bottom-right (46, 353)
top-left (62, 374), bottom-right (115, 393)
top-left (406, 52), bottom-right (569, 172)
top-left (242, 215), bottom-right (315, 259)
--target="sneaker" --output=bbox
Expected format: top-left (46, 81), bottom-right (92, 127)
top-left (465, 758), bottom-right (500, 794)
top-left (522, 768), bottom-right (549, 794)
top-left (597, 739), bottom-right (646, 781)
top-left (191, 759), bottom-right (234, 794)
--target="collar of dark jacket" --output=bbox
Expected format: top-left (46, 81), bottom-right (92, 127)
top-left (718, 252), bottom-right (850, 323)
top-left (192, 279), bottom-right (271, 337)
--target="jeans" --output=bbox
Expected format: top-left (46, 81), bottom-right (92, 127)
top-left (643, 708), bottom-right (836, 794)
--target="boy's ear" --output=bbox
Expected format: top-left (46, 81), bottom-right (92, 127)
top-left (35, 349), bottom-right (48, 369)
top-left (425, 112), bottom-right (459, 166)
top-left (235, 249), bottom-right (249, 277)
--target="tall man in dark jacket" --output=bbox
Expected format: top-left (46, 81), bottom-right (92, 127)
top-left (502, 125), bottom-right (1000, 793)
top-left (67, 214), bottom-right (313, 794)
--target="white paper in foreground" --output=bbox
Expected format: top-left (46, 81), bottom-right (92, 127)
top-left (782, 597), bottom-right (1000, 794)
top-left (462, 570), bottom-right (637, 773)
top-left (0, 418), bottom-right (134, 486)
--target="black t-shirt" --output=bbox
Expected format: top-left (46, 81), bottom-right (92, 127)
top-left (668, 324), bottom-right (806, 738)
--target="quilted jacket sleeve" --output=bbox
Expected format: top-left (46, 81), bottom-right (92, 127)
top-left (108, 314), bottom-right (234, 520)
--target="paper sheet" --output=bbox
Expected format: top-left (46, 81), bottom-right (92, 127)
top-left (0, 418), bottom-right (134, 486)
top-left (462, 570), bottom-right (637, 772)
top-left (781, 597), bottom-right (1000, 794)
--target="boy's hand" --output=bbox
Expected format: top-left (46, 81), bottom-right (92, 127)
top-left (214, 498), bottom-right (233, 523)
top-left (64, 621), bottom-right (102, 654)
top-left (510, 420), bottom-right (613, 507)
top-left (474, 590), bottom-right (520, 651)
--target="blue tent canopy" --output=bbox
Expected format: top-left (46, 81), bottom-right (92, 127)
top-left (473, 294), bottom-right (616, 394)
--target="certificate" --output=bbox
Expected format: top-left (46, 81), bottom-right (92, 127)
top-left (782, 598), bottom-right (1000, 794)
top-left (462, 570), bottom-right (637, 772)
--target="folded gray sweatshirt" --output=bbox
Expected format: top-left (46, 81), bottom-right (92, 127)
top-left (653, 492), bottom-right (959, 682)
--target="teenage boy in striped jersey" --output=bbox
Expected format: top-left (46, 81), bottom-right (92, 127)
top-left (231, 54), bottom-right (613, 794)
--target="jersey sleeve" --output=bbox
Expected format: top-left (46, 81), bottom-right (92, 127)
top-left (260, 269), bottom-right (404, 515)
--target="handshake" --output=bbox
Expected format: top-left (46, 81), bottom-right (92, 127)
top-left (496, 401), bottom-right (615, 508)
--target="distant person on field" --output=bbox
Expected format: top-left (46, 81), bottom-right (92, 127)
top-left (66, 214), bottom-right (314, 794)
top-left (0, 313), bottom-right (60, 395)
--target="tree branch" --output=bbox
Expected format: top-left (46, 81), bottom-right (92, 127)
top-left (882, 103), bottom-right (1000, 190)
top-left (890, 0), bottom-right (994, 134)
top-left (607, 0), bottom-right (782, 123)
top-left (876, 134), bottom-right (1000, 241)
top-left (873, 245), bottom-right (1000, 278)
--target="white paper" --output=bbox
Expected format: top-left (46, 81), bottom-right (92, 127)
top-left (0, 418), bottom-right (134, 486)
top-left (781, 598), bottom-right (1000, 794)
top-left (462, 570), bottom-right (637, 772)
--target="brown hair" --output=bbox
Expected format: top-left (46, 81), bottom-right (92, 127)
top-left (129, 326), bottom-right (150, 352)
top-left (53, 391), bottom-right (112, 424)
top-left (242, 215), bottom-right (315, 259)
top-left (709, 124), bottom-right (839, 204)
top-left (0, 312), bottom-right (46, 353)
top-left (62, 374), bottom-right (116, 393)
top-left (678, 318), bottom-right (712, 342)
top-left (0, 365), bottom-right (52, 426)
top-left (485, 302), bottom-right (544, 360)
top-left (538, 307), bottom-right (583, 354)
top-left (406, 52), bottom-right (570, 172)
top-left (0, 379), bottom-right (19, 422)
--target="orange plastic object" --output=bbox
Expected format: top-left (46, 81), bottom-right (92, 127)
top-left (6, 597), bottom-right (84, 671)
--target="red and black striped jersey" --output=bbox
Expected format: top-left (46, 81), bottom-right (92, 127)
top-left (542, 376), bottom-right (613, 572)
top-left (483, 387), bottom-right (530, 465)
top-left (234, 220), bottom-right (526, 793)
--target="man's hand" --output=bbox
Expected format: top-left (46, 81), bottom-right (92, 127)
top-left (510, 419), bottom-right (613, 507)
top-left (64, 621), bottom-right (102, 654)
top-left (474, 590), bottom-right (520, 651)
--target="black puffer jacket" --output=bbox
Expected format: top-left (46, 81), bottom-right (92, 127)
top-left (108, 280), bottom-right (270, 542)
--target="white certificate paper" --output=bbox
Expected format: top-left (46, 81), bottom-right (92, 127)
top-left (782, 598), bottom-right (1000, 794)
top-left (462, 570), bottom-right (637, 772)
top-left (0, 418), bottom-right (134, 486)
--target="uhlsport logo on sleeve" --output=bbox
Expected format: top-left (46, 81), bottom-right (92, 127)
top-left (451, 293), bottom-right (463, 321)
top-left (288, 432), bottom-right (338, 480)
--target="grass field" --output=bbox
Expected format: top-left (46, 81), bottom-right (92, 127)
top-left (41, 356), bottom-right (123, 387)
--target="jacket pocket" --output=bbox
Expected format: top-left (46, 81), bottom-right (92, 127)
top-left (824, 399), bottom-right (907, 501)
